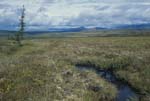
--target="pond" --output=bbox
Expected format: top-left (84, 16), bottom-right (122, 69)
top-left (76, 65), bottom-right (139, 101)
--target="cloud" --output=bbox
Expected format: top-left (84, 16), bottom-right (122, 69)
top-left (0, 0), bottom-right (150, 30)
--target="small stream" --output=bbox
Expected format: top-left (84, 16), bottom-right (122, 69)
top-left (76, 65), bottom-right (139, 101)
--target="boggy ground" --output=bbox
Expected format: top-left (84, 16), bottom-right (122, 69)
top-left (0, 37), bottom-right (150, 101)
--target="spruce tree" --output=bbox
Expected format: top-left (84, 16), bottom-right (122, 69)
top-left (15, 5), bottom-right (25, 45)
top-left (20, 5), bottom-right (25, 40)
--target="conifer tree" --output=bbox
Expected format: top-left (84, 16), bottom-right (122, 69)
top-left (15, 5), bottom-right (25, 45)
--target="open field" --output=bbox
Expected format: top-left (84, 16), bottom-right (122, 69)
top-left (0, 36), bottom-right (150, 101)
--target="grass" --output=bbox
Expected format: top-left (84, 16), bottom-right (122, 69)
top-left (0, 36), bottom-right (150, 101)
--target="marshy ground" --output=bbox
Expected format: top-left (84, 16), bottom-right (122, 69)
top-left (0, 37), bottom-right (150, 101)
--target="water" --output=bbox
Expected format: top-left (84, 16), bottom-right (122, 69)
top-left (76, 65), bottom-right (139, 101)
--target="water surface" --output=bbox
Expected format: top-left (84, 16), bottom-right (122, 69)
top-left (76, 65), bottom-right (139, 101)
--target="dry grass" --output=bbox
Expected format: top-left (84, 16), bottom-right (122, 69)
top-left (0, 37), bottom-right (150, 101)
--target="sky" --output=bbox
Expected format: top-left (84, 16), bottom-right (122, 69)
top-left (0, 0), bottom-right (150, 30)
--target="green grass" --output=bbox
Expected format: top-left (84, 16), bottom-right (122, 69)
top-left (0, 37), bottom-right (150, 101)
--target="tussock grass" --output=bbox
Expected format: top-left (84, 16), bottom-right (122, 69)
top-left (0, 37), bottom-right (150, 101)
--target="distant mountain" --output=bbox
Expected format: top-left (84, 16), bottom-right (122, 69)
top-left (0, 24), bottom-right (150, 37)
top-left (1, 23), bottom-right (150, 33)
top-left (47, 26), bottom-right (107, 32)
top-left (48, 26), bottom-right (86, 32)
top-left (115, 23), bottom-right (150, 29)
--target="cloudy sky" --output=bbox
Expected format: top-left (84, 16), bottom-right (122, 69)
top-left (0, 0), bottom-right (150, 30)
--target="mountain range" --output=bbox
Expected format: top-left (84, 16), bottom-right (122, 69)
top-left (0, 23), bottom-right (150, 36)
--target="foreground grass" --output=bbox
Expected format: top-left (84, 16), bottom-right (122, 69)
top-left (0, 37), bottom-right (150, 101)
